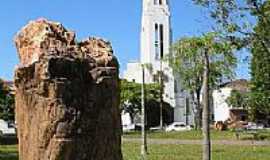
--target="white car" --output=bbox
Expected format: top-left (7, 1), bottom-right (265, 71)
top-left (150, 126), bottom-right (163, 131)
top-left (165, 122), bottom-right (192, 132)
top-left (245, 122), bottom-right (264, 130)
top-left (0, 119), bottom-right (16, 136)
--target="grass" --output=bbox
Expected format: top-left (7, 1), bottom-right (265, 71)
top-left (123, 130), bottom-right (270, 140)
top-left (0, 145), bottom-right (17, 160)
top-left (1, 142), bottom-right (270, 160)
top-left (122, 142), bottom-right (270, 160)
top-left (1, 130), bottom-right (270, 160)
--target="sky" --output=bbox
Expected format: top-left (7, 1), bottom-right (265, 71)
top-left (0, 0), bottom-right (249, 80)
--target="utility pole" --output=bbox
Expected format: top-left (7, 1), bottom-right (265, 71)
top-left (141, 64), bottom-right (147, 160)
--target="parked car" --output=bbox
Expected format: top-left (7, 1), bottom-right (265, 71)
top-left (0, 119), bottom-right (16, 136)
top-left (244, 122), bottom-right (264, 130)
top-left (122, 124), bottom-right (135, 132)
top-left (149, 126), bottom-right (163, 132)
top-left (165, 122), bottom-right (192, 132)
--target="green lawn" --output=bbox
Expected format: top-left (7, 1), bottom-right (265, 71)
top-left (0, 145), bottom-right (17, 160)
top-left (122, 142), bottom-right (270, 160)
top-left (123, 130), bottom-right (270, 140)
top-left (1, 143), bottom-right (270, 160)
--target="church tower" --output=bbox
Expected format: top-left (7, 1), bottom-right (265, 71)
top-left (124, 0), bottom-right (191, 123)
top-left (140, 0), bottom-right (176, 107)
top-left (141, 0), bottom-right (171, 64)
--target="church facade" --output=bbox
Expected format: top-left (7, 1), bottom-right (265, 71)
top-left (124, 0), bottom-right (193, 124)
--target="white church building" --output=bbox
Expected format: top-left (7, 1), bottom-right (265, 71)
top-left (123, 0), bottom-right (193, 124)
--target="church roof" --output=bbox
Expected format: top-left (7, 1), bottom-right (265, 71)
top-left (220, 79), bottom-right (249, 92)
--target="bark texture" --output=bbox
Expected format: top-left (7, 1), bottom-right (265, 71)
top-left (14, 18), bottom-right (123, 160)
top-left (202, 51), bottom-right (211, 160)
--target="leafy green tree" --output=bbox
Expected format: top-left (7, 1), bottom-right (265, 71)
top-left (120, 79), bottom-right (160, 123)
top-left (249, 0), bottom-right (270, 121)
top-left (0, 79), bottom-right (15, 121)
top-left (169, 33), bottom-right (237, 129)
top-left (192, 0), bottom-right (270, 43)
top-left (120, 79), bottom-right (173, 126)
top-left (169, 32), bottom-right (238, 160)
top-left (191, 0), bottom-right (270, 61)
top-left (170, 37), bottom-right (204, 129)
top-left (191, 0), bottom-right (270, 124)
top-left (226, 89), bottom-right (249, 109)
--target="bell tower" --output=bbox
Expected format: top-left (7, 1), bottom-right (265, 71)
top-left (141, 0), bottom-right (171, 64)
top-left (124, 0), bottom-right (191, 123)
top-left (140, 0), bottom-right (176, 107)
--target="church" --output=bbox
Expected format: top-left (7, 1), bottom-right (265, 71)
top-left (123, 0), bottom-right (193, 124)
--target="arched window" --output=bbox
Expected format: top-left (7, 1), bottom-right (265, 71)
top-left (154, 0), bottom-right (158, 5)
top-left (159, 0), bottom-right (163, 5)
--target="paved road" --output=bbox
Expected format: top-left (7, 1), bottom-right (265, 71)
top-left (123, 138), bottom-right (270, 146)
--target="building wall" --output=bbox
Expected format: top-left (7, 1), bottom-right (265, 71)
top-left (123, 62), bottom-right (142, 83)
top-left (213, 87), bottom-right (233, 122)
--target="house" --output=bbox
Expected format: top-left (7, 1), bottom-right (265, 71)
top-left (213, 79), bottom-right (249, 122)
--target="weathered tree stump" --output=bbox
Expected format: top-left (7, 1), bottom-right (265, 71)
top-left (14, 18), bottom-right (123, 160)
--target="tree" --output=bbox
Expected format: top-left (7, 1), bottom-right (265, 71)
top-left (120, 79), bottom-right (160, 123)
top-left (202, 42), bottom-right (210, 160)
top-left (192, 0), bottom-right (269, 40)
top-left (141, 65), bottom-right (147, 159)
top-left (0, 79), bottom-right (14, 121)
top-left (120, 79), bottom-right (174, 127)
top-left (169, 33), bottom-right (238, 160)
top-left (169, 33), bottom-right (237, 129)
top-left (170, 37), bottom-right (203, 129)
top-left (226, 89), bottom-right (249, 109)
top-left (192, 0), bottom-right (270, 122)
top-left (249, 0), bottom-right (270, 121)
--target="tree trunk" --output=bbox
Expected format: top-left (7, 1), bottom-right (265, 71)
top-left (130, 113), bottom-right (135, 124)
top-left (190, 92), bottom-right (197, 129)
top-left (194, 90), bottom-right (202, 130)
top-left (14, 19), bottom-right (123, 160)
top-left (159, 59), bottom-right (164, 129)
top-left (185, 98), bottom-right (190, 125)
top-left (202, 50), bottom-right (211, 160)
top-left (141, 65), bottom-right (147, 159)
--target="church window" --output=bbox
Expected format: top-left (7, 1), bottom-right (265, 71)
top-left (159, 0), bottom-right (163, 5)
top-left (155, 24), bottom-right (164, 60)
top-left (154, 0), bottom-right (158, 5)
top-left (155, 23), bottom-right (159, 59)
top-left (159, 24), bottom-right (164, 59)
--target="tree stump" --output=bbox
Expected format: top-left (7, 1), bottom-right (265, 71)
top-left (14, 18), bottom-right (123, 160)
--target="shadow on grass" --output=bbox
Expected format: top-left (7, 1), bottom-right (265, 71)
top-left (240, 135), bottom-right (268, 141)
top-left (238, 130), bottom-right (270, 141)
top-left (0, 148), bottom-right (18, 160)
top-left (0, 136), bottom-right (18, 145)
top-left (0, 137), bottom-right (19, 160)
top-left (0, 153), bottom-right (18, 160)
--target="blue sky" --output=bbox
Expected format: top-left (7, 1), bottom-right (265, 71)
top-left (0, 0), bottom-right (249, 80)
